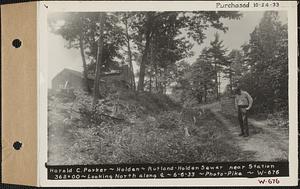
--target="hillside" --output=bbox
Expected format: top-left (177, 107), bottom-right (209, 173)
top-left (48, 89), bottom-right (254, 165)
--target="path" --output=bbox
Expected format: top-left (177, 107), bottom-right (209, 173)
top-left (200, 102), bottom-right (288, 162)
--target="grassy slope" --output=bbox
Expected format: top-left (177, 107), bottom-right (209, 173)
top-left (48, 90), bottom-right (254, 165)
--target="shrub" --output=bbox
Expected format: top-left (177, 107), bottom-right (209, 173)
top-left (267, 111), bottom-right (289, 128)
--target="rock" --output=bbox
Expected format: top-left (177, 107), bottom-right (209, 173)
top-left (146, 115), bottom-right (156, 122)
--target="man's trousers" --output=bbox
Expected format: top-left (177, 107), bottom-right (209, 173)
top-left (238, 105), bottom-right (249, 136)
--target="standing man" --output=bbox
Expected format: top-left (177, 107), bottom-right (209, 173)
top-left (234, 87), bottom-right (253, 137)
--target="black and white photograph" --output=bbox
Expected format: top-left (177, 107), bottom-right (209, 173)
top-left (0, 0), bottom-right (297, 187)
top-left (36, 1), bottom-right (299, 186)
top-left (46, 9), bottom-right (290, 167)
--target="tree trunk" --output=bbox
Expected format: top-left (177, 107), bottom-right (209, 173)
top-left (158, 69), bottom-right (163, 94)
top-left (214, 62), bottom-right (219, 100)
top-left (124, 17), bottom-right (136, 90)
top-left (93, 13), bottom-right (105, 105)
top-left (163, 67), bottom-right (168, 94)
top-left (218, 72), bottom-right (221, 98)
top-left (229, 64), bottom-right (233, 94)
top-left (137, 25), bottom-right (151, 92)
top-left (197, 92), bottom-right (203, 103)
top-left (149, 70), bottom-right (152, 93)
top-left (79, 34), bottom-right (91, 93)
top-left (163, 83), bottom-right (167, 94)
top-left (149, 42), bottom-right (154, 93)
top-left (204, 84), bottom-right (207, 102)
top-left (155, 62), bottom-right (158, 93)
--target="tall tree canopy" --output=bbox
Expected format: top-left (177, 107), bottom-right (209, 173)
top-left (48, 11), bottom-right (242, 103)
top-left (239, 11), bottom-right (288, 112)
top-left (133, 11), bottom-right (242, 91)
top-left (207, 33), bottom-right (229, 99)
top-left (225, 49), bottom-right (245, 93)
top-left (48, 12), bottom-right (126, 91)
top-left (190, 48), bottom-right (215, 103)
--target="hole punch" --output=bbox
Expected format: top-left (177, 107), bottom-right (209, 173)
top-left (12, 39), bottom-right (22, 48)
top-left (13, 141), bottom-right (22, 150)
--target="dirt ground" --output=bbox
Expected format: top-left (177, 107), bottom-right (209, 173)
top-left (200, 102), bottom-right (289, 162)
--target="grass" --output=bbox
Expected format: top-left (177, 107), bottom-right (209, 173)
top-left (48, 89), bottom-right (255, 165)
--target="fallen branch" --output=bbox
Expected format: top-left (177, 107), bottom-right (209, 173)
top-left (100, 113), bottom-right (125, 121)
top-left (72, 109), bottom-right (125, 121)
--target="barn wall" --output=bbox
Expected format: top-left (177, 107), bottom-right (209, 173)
top-left (52, 74), bottom-right (63, 89)
top-left (52, 65), bottom-right (133, 91)
top-left (52, 72), bottom-right (84, 90)
top-left (71, 74), bottom-right (84, 89)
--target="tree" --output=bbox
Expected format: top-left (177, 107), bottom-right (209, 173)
top-left (226, 49), bottom-right (245, 93)
top-left (48, 12), bottom-right (95, 92)
top-left (49, 12), bottom-right (127, 97)
top-left (48, 11), bottom-right (242, 102)
top-left (135, 12), bottom-right (152, 91)
top-left (84, 12), bottom-right (126, 74)
top-left (123, 14), bottom-right (136, 90)
top-left (191, 48), bottom-right (215, 103)
top-left (239, 11), bottom-right (288, 112)
top-left (149, 17), bottom-right (193, 94)
top-left (93, 13), bottom-right (105, 105)
top-left (171, 61), bottom-right (194, 104)
top-left (134, 11), bottom-right (242, 92)
top-left (207, 33), bottom-right (228, 99)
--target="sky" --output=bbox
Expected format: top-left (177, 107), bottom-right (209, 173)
top-left (48, 11), bottom-right (287, 90)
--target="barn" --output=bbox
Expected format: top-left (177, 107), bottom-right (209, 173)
top-left (52, 68), bottom-right (84, 90)
top-left (51, 65), bottom-right (133, 92)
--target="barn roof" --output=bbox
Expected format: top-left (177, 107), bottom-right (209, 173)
top-left (62, 68), bottom-right (83, 78)
top-left (54, 67), bottom-right (124, 81)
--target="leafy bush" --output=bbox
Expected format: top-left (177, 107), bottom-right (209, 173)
top-left (267, 111), bottom-right (289, 128)
top-left (156, 111), bottom-right (182, 129)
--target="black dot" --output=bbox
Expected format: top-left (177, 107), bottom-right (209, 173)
top-left (13, 141), bottom-right (22, 150)
top-left (12, 39), bottom-right (22, 48)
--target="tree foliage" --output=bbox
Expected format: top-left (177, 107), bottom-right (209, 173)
top-left (207, 33), bottom-right (229, 99)
top-left (238, 11), bottom-right (288, 112)
top-left (170, 11), bottom-right (287, 114)
top-left (133, 11), bottom-right (242, 91)
top-left (225, 49), bottom-right (245, 93)
top-left (190, 48), bottom-right (215, 103)
top-left (48, 11), bottom-right (242, 102)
